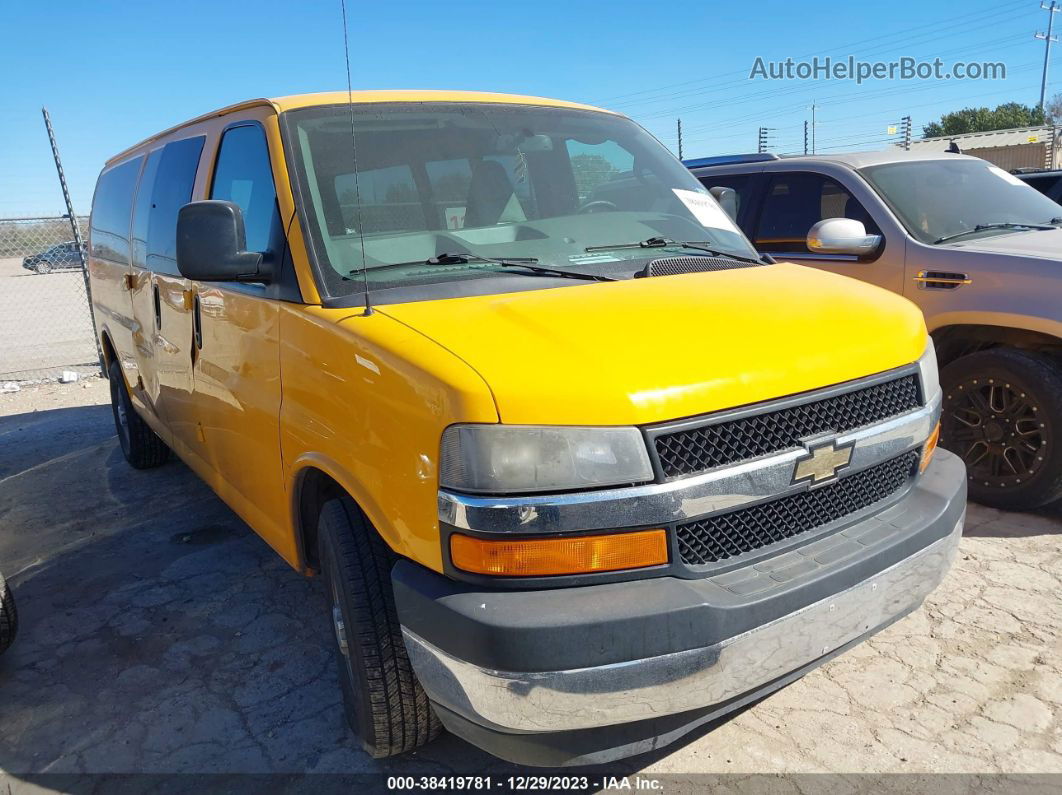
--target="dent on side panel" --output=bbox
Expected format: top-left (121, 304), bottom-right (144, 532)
top-left (278, 305), bottom-right (498, 573)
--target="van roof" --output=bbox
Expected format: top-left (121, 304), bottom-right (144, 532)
top-left (105, 90), bottom-right (614, 167)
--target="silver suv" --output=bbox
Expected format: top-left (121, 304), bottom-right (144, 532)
top-left (689, 151), bottom-right (1062, 510)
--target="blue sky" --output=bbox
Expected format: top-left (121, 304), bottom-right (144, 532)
top-left (0, 0), bottom-right (1051, 216)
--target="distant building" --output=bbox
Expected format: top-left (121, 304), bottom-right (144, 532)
top-left (907, 125), bottom-right (1062, 171)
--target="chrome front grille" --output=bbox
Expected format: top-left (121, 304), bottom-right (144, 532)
top-left (675, 451), bottom-right (920, 565)
top-left (653, 374), bottom-right (922, 479)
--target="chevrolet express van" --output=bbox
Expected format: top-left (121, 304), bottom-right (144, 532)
top-left (88, 91), bottom-right (965, 766)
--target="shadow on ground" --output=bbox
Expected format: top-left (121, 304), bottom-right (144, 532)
top-left (0, 405), bottom-right (723, 787)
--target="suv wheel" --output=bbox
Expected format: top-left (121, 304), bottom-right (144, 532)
top-left (108, 360), bottom-right (169, 469)
top-left (940, 348), bottom-right (1062, 510)
top-left (317, 495), bottom-right (441, 757)
top-left (0, 571), bottom-right (17, 656)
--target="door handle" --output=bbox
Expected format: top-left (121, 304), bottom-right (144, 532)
top-left (152, 283), bottom-right (162, 329)
top-left (913, 270), bottom-right (971, 289)
top-left (192, 293), bottom-right (203, 351)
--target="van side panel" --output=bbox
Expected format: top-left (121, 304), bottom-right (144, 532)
top-left (278, 305), bottom-right (499, 573)
top-left (88, 156), bottom-right (142, 397)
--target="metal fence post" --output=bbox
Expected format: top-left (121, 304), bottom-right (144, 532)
top-left (42, 106), bottom-right (103, 373)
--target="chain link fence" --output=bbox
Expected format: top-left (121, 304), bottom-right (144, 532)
top-left (0, 215), bottom-right (101, 383)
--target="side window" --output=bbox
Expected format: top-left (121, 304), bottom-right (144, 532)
top-left (754, 172), bottom-right (880, 253)
top-left (131, 149), bottom-right (162, 270)
top-left (334, 165), bottom-right (424, 234)
top-left (425, 159), bottom-right (473, 230)
top-left (210, 124), bottom-right (281, 253)
top-left (146, 136), bottom-right (205, 275)
top-left (90, 157), bottom-right (142, 264)
top-left (697, 174), bottom-right (752, 219)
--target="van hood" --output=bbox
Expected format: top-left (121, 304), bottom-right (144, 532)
top-left (380, 263), bottom-right (927, 426)
top-left (948, 227), bottom-right (1062, 260)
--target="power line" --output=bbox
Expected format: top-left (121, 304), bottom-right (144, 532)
top-left (594, 0), bottom-right (1028, 107)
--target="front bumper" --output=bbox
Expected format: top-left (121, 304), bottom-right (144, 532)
top-left (395, 449), bottom-right (965, 765)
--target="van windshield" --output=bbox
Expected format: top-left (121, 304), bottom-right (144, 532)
top-left (860, 158), bottom-right (1062, 245)
top-left (282, 102), bottom-right (759, 301)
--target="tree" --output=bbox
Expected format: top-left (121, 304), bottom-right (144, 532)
top-left (922, 102), bottom-right (1046, 139)
top-left (1045, 92), bottom-right (1062, 124)
top-left (570, 154), bottom-right (618, 200)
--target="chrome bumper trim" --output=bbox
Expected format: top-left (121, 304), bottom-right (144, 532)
top-left (403, 512), bottom-right (963, 732)
top-left (438, 393), bottom-right (940, 534)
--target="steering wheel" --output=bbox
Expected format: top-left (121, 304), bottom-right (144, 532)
top-left (577, 200), bottom-right (619, 214)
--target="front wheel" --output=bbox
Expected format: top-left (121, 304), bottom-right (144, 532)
top-left (318, 495), bottom-right (441, 757)
top-left (940, 348), bottom-right (1062, 510)
top-left (0, 571), bottom-right (17, 656)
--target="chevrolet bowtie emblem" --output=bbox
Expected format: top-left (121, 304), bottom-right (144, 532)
top-left (792, 437), bottom-right (854, 487)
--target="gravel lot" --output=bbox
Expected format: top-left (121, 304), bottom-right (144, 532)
top-left (0, 379), bottom-right (1060, 790)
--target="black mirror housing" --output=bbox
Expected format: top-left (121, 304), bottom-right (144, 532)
top-left (176, 201), bottom-right (269, 282)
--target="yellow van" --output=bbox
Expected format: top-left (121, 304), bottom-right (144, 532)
top-left (88, 91), bottom-right (965, 766)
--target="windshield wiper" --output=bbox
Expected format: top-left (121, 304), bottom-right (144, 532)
top-left (357, 252), bottom-right (614, 282)
top-left (584, 237), bottom-right (765, 266)
top-left (933, 222), bottom-right (1056, 245)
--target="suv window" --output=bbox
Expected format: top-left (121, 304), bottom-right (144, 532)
top-left (754, 172), bottom-right (880, 253)
top-left (145, 136), bottom-right (205, 275)
top-left (695, 174), bottom-right (752, 219)
top-left (211, 124), bottom-right (282, 253)
top-left (90, 157), bottom-right (142, 263)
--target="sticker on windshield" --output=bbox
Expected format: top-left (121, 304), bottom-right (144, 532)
top-left (988, 166), bottom-right (1026, 187)
top-left (569, 253), bottom-right (621, 264)
top-left (672, 189), bottom-right (741, 233)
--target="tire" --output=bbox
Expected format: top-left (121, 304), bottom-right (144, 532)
top-left (939, 348), bottom-right (1062, 510)
top-left (317, 495), bottom-right (441, 757)
top-left (108, 360), bottom-right (169, 469)
top-left (36, 263), bottom-right (51, 275)
top-left (0, 571), bottom-right (17, 656)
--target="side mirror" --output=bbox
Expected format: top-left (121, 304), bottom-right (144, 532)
top-left (807, 218), bottom-right (882, 257)
top-left (708, 186), bottom-right (738, 222)
top-left (176, 201), bottom-right (270, 282)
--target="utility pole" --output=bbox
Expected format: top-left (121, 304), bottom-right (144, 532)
top-left (42, 106), bottom-right (103, 371)
top-left (1037, 1), bottom-right (1060, 111)
top-left (677, 118), bottom-right (683, 160)
top-left (901, 115), bottom-right (912, 151)
top-left (811, 102), bottom-right (817, 154)
top-left (804, 120), bottom-right (809, 155)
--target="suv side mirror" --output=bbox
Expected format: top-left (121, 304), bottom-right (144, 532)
top-left (176, 201), bottom-right (270, 282)
top-left (708, 186), bottom-right (738, 222)
top-left (807, 218), bottom-right (882, 257)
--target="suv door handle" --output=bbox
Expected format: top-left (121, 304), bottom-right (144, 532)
top-left (913, 270), bottom-right (971, 289)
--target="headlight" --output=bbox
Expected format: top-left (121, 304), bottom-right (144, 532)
top-left (917, 339), bottom-right (940, 401)
top-left (440, 425), bottom-right (654, 494)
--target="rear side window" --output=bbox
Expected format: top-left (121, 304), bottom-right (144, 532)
top-left (90, 157), bottom-right (142, 263)
top-left (145, 136), bottom-right (205, 275)
top-left (754, 172), bottom-right (880, 253)
top-left (210, 124), bottom-right (281, 253)
top-left (130, 149), bottom-right (162, 270)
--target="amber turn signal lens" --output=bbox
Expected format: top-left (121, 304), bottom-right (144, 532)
top-left (450, 529), bottom-right (669, 577)
top-left (920, 421), bottom-right (941, 472)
